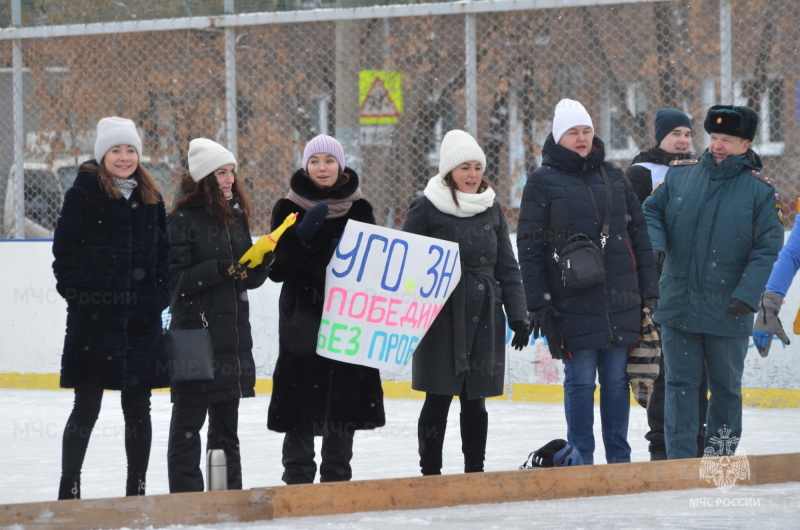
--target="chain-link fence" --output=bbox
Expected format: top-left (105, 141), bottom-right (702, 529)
top-left (1, 0), bottom-right (798, 239)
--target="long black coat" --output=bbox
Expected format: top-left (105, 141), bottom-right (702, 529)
top-left (402, 197), bottom-right (527, 399)
top-left (517, 135), bottom-right (659, 353)
top-left (267, 168), bottom-right (386, 436)
top-left (167, 194), bottom-right (268, 404)
top-left (52, 161), bottom-right (170, 391)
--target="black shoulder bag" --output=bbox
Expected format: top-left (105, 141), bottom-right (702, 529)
top-left (553, 165), bottom-right (612, 290)
top-left (164, 272), bottom-right (215, 382)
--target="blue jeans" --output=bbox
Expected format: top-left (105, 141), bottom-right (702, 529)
top-left (563, 347), bottom-right (631, 465)
top-left (661, 326), bottom-right (747, 460)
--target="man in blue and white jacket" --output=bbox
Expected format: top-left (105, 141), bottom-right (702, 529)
top-left (626, 107), bottom-right (706, 461)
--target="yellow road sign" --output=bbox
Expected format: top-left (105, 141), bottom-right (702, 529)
top-left (359, 70), bottom-right (403, 125)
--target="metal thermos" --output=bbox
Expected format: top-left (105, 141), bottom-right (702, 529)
top-left (206, 449), bottom-right (228, 491)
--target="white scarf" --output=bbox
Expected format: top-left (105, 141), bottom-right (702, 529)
top-left (423, 173), bottom-right (496, 217)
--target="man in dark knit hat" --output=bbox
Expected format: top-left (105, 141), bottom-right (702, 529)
top-left (627, 108), bottom-right (695, 203)
top-left (643, 105), bottom-right (784, 460)
top-left (625, 108), bottom-right (706, 461)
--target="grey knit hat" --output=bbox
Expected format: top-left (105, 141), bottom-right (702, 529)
top-left (94, 116), bottom-right (142, 163)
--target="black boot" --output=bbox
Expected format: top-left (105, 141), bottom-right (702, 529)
top-left (461, 410), bottom-right (488, 473)
top-left (126, 472), bottom-right (146, 496)
top-left (418, 421), bottom-right (447, 475)
top-left (58, 475), bottom-right (81, 500)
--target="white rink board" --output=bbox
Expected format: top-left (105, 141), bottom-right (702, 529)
top-left (2, 236), bottom-right (799, 390)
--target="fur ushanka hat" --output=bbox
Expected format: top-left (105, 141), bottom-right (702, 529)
top-left (703, 105), bottom-right (758, 142)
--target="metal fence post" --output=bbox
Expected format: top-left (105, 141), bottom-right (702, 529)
top-left (465, 12), bottom-right (478, 138)
top-left (719, 0), bottom-right (733, 103)
top-left (12, 0), bottom-right (24, 240)
top-left (225, 0), bottom-right (238, 156)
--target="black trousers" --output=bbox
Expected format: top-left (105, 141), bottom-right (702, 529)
top-left (420, 386), bottom-right (488, 470)
top-left (61, 388), bottom-right (152, 477)
top-left (646, 352), bottom-right (708, 456)
top-left (419, 388), bottom-right (486, 428)
top-left (167, 399), bottom-right (241, 493)
top-left (281, 431), bottom-right (354, 485)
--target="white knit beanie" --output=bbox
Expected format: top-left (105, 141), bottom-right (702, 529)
top-left (437, 130), bottom-right (486, 178)
top-left (187, 138), bottom-right (237, 182)
top-left (552, 99), bottom-right (594, 145)
top-left (303, 134), bottom-right (346, 172)
top-left (94, 116), bottom-right (142, 163)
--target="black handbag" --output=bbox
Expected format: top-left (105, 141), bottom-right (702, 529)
top-left (164, 273), bottom-right (214, 382)
top-left (553, 165), bottom-right (612, 290)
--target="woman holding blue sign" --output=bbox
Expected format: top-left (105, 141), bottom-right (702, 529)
top-left (402, 130), bottom-right (529, 475)
top-left (267, 134), bottom-right (386, 484)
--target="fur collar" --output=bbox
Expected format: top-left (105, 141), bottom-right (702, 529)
top-left (289, 166), bottom-right (360, 201)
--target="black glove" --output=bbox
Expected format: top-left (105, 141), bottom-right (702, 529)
top-left (510, 320), bottom-right (530, 351)
top-left (642, 298), bottom-right (658, 314)
top-left (296, 203), bottom-right (329, 241)
top-left (726, 297), bottom-right (754, 317)
top-left (528, 306), bottom-right (561, 340)
top-left (654, 250), bottom-right (666, 277)
top-left (218, 259), bottom-right (248, 281)
top-left (251, 251), bottom-right (276, 273)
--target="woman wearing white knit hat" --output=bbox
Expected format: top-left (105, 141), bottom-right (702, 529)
top-left (53, 116), bottom-right (169, 499)
top-left (402, 130), bottom-right (529, 475)
top-left (516, 99), bottom-right (659, 466)
top-left (165, 138), bottom-right (270, 493)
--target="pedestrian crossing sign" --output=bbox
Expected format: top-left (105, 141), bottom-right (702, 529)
top-left (359, 70), bottom-right (403, 125)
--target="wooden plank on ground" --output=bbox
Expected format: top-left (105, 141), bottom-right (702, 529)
top-left (3, 453), bottom-right (798, 529)
top-left (0, 488), bottom-right (276, 530)
top-left (749, 452), bottom-right (800, 484)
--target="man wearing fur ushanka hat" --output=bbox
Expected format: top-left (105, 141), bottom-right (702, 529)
top-left (643, 105), bottom-right (784, 460)
top-left (403, 130), bottom-right (528, 476)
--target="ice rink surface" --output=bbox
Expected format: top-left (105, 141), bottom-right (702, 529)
top-left (2, 389), bottom-right (798, 529)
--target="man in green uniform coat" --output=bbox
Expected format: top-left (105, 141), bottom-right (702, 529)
top-left (643, 105), bottom-right (784, 460)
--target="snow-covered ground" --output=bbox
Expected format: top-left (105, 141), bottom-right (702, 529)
top-left (2, 388), bottom-right (799, 528)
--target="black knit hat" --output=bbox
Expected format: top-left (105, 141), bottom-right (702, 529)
top-left (655, 108), bottom-right (693, 145)
top-left (703, 105), bottom-right (758, 141)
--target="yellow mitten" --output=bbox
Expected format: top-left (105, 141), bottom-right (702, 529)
top-left (239, 212), bottom-right (298, 268)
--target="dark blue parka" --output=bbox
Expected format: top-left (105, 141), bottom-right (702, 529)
top-left (53, 161), bottom-right (171, 390)
top-left (517, 135), bottom-right (659, 353)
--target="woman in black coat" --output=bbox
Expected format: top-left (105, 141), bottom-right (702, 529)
top-left (516, 99), bottom-right (658, 465)
top-left (402, 130), bottom-right (529, 475)
top-left (53, 117), bottom-right (170, 499)
top-left (268, 134), bottom-right (385, 484)
top-left (166, 138), bottom-right (269, 493)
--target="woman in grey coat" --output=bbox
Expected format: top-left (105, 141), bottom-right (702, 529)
top-left (402, 130), bottom-right (529, 475)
